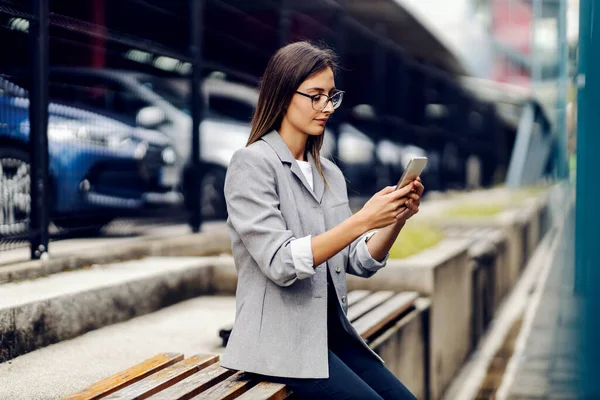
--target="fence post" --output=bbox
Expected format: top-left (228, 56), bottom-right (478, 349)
top-left (279, 0), bottom-right (290, 46)
top-left (189, 0), bottom-right (204, 233)
top-left (556, 0), bottom-right (569, 179)
top-left (330, 1), bottom-right (347, 165)
top-left (29, 0), bottom-right (50, 260)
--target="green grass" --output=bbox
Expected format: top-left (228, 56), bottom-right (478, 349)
top-left (444, 203), bottom-right (505, 218)
top-left (441, 184), bottom-right (551, 218)
top-left (389, 223), bottom-right (444, 259)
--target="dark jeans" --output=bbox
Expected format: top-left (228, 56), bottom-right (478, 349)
top-left (252, 328), bottom-right (417, 400)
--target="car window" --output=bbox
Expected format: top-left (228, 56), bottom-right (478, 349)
top-left (138, 77), bottom-right (191, 115)
top-left (137, 76), bottom-right (254, 123)
top-left (208, 95), bottom-right (254, 123)
top-left (47, 73), bottom-right (151, 124)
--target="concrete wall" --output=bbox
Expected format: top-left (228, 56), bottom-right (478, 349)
top-left (347, 238), bottom-right (472, 400)
top-left (370, 298), bottom-right (431, 400)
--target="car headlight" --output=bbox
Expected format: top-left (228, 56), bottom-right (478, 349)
top-left (47, 124), bottom-right (130, 148)
top-left (47, 125), bottom-right (78, 142)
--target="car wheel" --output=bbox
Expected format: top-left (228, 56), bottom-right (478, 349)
top-left (0, 148), bottom-right (31, 238)
top-left (200, 167), bottom-right (227, 221)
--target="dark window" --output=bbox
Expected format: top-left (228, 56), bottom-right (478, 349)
top-left (46, 73), bottom-right (150, 124)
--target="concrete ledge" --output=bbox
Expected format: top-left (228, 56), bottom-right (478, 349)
top-left (0, 257), bottom-right (222, 363)
top-left (0, 227), bottom-right (231, 284)
top-left (469, 239), bottom-right (497, 350)
top-left (211, 256), bottom-right (238, 295)
top-left (429, 194), bottom-right (549, 306)
top-left (370, 297), bottom-right (431, 400)
top-left (347, 238), bottom-right (472, 400)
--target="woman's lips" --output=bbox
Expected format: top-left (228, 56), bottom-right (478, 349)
top-left (315, 118), bottom-right (328, 125)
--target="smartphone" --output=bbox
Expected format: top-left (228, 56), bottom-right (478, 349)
top-left (395, 157), bottom-right (428, 190)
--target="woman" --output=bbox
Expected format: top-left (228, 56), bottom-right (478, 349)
top-left (221, 41), bottom-right (423, 400)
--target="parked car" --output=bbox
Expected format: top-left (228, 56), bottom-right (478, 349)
top-left (0, 78), bottom-right (182, 237)
top-left (35, 68), bottom-right (257, 220)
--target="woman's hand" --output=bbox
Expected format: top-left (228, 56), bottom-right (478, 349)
top-left (356, 183), bottom-right (415, 231)
top-left (395, 177), bottom-right (424, 223)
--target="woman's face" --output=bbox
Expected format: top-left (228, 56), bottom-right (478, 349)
top-left (283, 67), bottom-right (336, 137)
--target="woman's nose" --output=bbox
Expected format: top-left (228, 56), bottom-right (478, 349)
top-left (323, 99), bottom-right (335, 113)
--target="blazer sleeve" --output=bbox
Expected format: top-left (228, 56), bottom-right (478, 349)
top-left (328, 164), bottom-right (389, 278)
top-left (224, 148), bottom-right (314, 287)
top-left (346, 229), bottom-right (390, 278)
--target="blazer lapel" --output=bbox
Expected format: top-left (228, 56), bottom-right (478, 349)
top-left (307, 152), bottom-right (325, 204)
top-left (261, 130), bottom-right (323, 204)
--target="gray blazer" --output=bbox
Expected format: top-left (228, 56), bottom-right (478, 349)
top-left (220, 130), bottom-right (388, 379)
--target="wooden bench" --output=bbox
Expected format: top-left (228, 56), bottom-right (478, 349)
top-left (63, 290), bottom-right (419, 400)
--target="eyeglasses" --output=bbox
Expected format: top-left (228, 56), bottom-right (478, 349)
top-left (295, 90), bottom-right (345, 111)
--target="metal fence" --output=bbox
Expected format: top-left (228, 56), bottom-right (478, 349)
top-left (0, 0), bottom-right (511, 260)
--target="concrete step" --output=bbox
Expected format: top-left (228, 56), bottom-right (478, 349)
top-left (0, 255), bottom-right (234, 364)
top-left (0, 295), bottom-right (236, 400)
top-left (0, 223), bottom-right (231, 284)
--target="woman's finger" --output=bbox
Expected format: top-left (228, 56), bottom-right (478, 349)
top-left (379, 186), bottom-right (396, 195)
top-left (414, 181), bottom-right (425, 196)
top-left (408, 193), bottom-right (420, 201)
top-left (389, 183), bottom-right (414, 200)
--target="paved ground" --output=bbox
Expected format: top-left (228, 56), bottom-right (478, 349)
top-left (500, 206), bottom-right (585, 399)
top-left (0, 295), bottom-right (236, 400)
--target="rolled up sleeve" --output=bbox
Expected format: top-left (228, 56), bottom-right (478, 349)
top-left (347, 229), bottom-right (390, 278)
top-left (224, 148), bottom-right (312, 287)
top-left (290, 235), bottom-right (316, 280)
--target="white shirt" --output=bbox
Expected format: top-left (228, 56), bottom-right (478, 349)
top-left (289, 159), bottom-right (381, 279)
top-left (296, 159), bottom-right (314, 191)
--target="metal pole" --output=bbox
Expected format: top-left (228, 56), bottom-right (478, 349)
top-left (330, 1), bottom-right (348, 165)
top-left (373, 23), bottom-right (387, 148)
top-left (556, 0), bottom-right (569, 178)
top-left (189, 0), bottom-right (204, 233)
top-left (373, 24), bottom-right (386, 117)
top-left (531, 0), bottom-right (543, 87)
top-left (29, 0), bottom-right (50, 260)
top-left (279, 0), bottom-right (291, 47)
top-left (576, 0), bottom-right (600, 394)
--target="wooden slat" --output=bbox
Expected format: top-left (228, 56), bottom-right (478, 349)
top-left (189, 372), bottom-right (254, 400)
top-left (347, 291), bottom-right (395, 322)
top-left (62, 353), bottom-right (184, 400)
top-left (103, 354), bottom-right (219, 400)
top-left (346, 290), bottom-right (371, 307)
top-left (353, 292), bottom-right (419, 339)
top-left (146, 364), bottom-right (235, 400)
top-left (234, 382), bottom-right (291, 400)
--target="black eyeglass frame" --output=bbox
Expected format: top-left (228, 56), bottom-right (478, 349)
top-left (295, 90), bottom-right (345, 111)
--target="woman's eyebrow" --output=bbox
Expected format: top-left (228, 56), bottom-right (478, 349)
top-left (305, 87), bottom-right (337, 93)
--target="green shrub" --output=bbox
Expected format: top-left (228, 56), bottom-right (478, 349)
top-left (389, 223), bottom-right (443, 259)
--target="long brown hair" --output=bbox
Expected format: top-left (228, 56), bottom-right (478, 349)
top-left (247, 41), bottom-right (339, 184)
